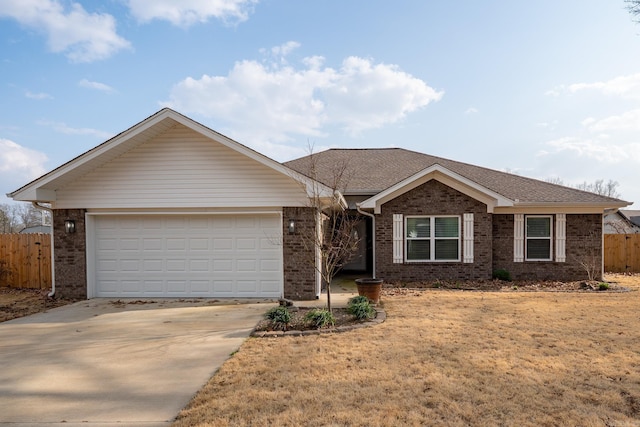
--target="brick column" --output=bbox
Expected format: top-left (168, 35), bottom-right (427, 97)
top-left (282, 207), bottom-right (318, 300)
top-left (53, 209), bottom-right (87, 299)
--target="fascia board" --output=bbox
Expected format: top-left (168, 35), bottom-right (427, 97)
top-left (359, 164), bottom-right (513, 214)
top-left (496, 200), bottom-right (633, 215)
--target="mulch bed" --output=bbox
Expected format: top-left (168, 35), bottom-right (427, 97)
top-left (383, 279), bottom-right (631, 293)
top-left (254, 307), bottom-right (366, 332)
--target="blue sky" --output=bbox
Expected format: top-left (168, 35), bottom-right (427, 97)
top-left (1, 0), bottom-right (639, 207)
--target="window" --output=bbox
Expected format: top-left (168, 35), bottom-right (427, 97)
top-left (406, 216), bottom-right (460, 262)
top-left (526, 216), bottom-right (552, 261)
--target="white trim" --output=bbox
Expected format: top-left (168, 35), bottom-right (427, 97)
top-left (463, 213), bottom-right (474, 263)
top-left (85, 210), bottom-right (282, 216)
top-left (392, 214), bottom-right (403, 263)
top-left (85, 213), bottom-right (96, 299)
top-left (514, 214), bottom-right (524, 263)
top-left (494, 204), bottom-right (628, 215)
top-left (315, 210), bottom-right (323, 297)
top-left (555, 214), bottom-right (566, 263)
top-left (404, 215), bottom-right (461, 262)
top-left (359, 164), bottom-right (514, 214)
top-left (525, 215), bottom-right (553, 262)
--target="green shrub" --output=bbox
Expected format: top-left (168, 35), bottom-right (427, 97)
top-left (265, 306), bottom-right (291, 330)
top-left (348, 295), bottom-right (370, 306)
top-left (598, 282), bottom-right (610, 291)
top-left (493, 269), bottom-right (512, 281)
top-left (348, 301), bottom-right (375, 320)
top-left (304, 308), bottom-right (335, 329)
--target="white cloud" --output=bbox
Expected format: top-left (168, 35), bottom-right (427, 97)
top-left (545, 136), bottom-right (640, 165)
top-left (126, 0), bottom-right (257, 26)
top-left (37, 120), bottom-right (113, 139)
top-left (25, 91), bottom-right (53, 100)
top-left (581, 109), bottom-right (640, 133)
top-left (0, 0), bottom-right (130, 62)
top-left (0, 138), bottom-right (48, 179)
top-left (78, 78), bottom-right (114, 93)
top-left (269, 41), bottom-right (300, 57)
top-left (163, 48), bottom-right (443, 143)
top-left (465, 107), bottom-right (478, 114)
top-left (567, 73), bottom-right (640, 99)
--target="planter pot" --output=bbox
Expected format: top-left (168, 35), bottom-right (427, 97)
top-left (355, 278), bottom-right (384, 304)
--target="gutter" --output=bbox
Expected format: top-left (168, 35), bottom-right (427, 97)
top-left (356, 203), bottom-right (376, 279)
top-left (31, 202), bottom-right (55, 298)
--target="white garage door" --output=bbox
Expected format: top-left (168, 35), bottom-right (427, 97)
top-left (92, 214), bottom-right (282, 298)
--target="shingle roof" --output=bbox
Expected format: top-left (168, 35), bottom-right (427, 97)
top-left (284, 148), bottom-right (628, 206)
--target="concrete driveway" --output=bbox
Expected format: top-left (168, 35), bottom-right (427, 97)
top-left (0, 298), bottom-right (273, 426)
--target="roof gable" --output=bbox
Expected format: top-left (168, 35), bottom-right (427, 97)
top-left (358, 164), bottom-right (514, 213)
top-left (9, 109), bottom-right (335, 206)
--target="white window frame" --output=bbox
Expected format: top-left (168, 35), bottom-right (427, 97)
top-left (525, 215), bottom-right (553, 261)
top-left (405, 215), bottom-right (461, 262)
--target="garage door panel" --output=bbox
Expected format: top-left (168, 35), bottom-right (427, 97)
top-left (94, 214), bottom-right (282, 297)
top-left (143, 238), bottom-right (162, 251)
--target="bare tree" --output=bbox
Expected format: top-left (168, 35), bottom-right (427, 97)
top-left (0, 203), bottom-right (51, 233)
top-left (575, 179), bottom-right (621, 199)
top-left (15, 204), bottom-right (46, 229)
top-left (0, 204), bottom-right (18, 233)
top-left (293, 149), bottom-right (361, 312)
top-left (572, 230), bottom-right (602, 281)
top-left (545, 177), bottom-right (622, 199)
top-left (626, 0), bottom-right (640, 22)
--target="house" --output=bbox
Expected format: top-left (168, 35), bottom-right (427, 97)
top-left (604, 209), bottom-right (640, 234)
top-left (8, 108), bottom-right (630, 300)
top-left (285, 149), bottom-right (630, 285)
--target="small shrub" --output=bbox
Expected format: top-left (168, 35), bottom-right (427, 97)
top-left (348, 301), bottom-right (375, 320)
top-left (598, 282), bottom-right (610, 291)
top-left (493, 269), bottom-right (512, 281)
top-left (0, 260), bottom-right (13, 286)
top-left (265, 306), bottom-right (291, 330)
top-left (304, 308), bottom-right (335, 329)
top-left (348, 295), bottom-right (370, 306)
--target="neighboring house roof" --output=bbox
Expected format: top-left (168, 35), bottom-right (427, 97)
top-left (7, 108), bottom-right (339, 207)
top-left (624, 210), bottom-right (640, 227)
top-left (285, 148), bottom-right (630, 212)
top-left (19, 225), bottom-right (51, 234)
top-left (605, 210), bottom-right (640, 234)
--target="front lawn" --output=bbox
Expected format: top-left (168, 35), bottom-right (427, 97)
top-left (173, 274), bottom-right (640, 426)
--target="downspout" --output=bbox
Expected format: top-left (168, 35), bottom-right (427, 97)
top-left (31, 202), bottom-right (55, 297)
top-left (356, 203), bottom-right (376, 279)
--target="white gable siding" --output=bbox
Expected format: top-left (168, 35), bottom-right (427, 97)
top-left (54, 124), bottom-right (308, 209)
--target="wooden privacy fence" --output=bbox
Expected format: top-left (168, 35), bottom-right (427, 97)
top-left (0, 234), bottom-right (51, 289)
top-left (604, 234), bottom-right (640, 273)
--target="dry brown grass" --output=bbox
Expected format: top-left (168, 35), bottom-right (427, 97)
top-left (174, 274), bottom-right (640, 427)
top-left (0, 287), bottom-right (73, 322)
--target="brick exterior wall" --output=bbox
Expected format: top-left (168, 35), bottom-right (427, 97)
top-left (282, 206), bottom-right (318, 300)
top-left (376, 180), bottom-right (493, 282)
top-left (492, 213), bottom-right (602, 281)
top-left (53, 209), bottom-right (87, 299)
